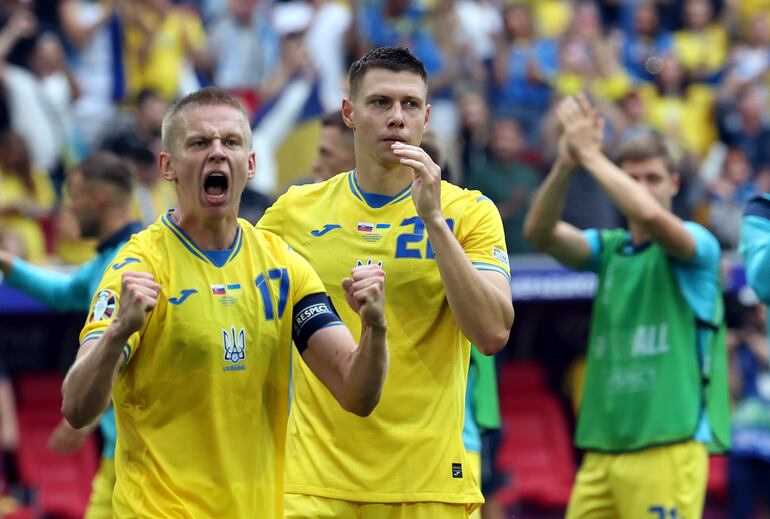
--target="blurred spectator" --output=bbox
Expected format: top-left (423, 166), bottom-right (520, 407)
top-left (491, 3), bottom-right (558, 146)
top-left (705, 148), bottom-right (757, 249)
top-left (0, 8), bottom-right (64, 173)
top-left (637, 54), bottom-right (717, 159)
top-left (456, 88), bottom-right (492, 184)
top-left (302, 0), bottom-right (353, 113)
top-left (100, 88), bottom-right (166, 158)
top-left (619, 0), bottom-right (674, 82)
top-left (465, 117), bottom-right (539, 254)
top-left (0, 131), bottom-right (55, 263)
top-left (554, 0), bottom-right (632, 102)
top-left (123, 0), bottom-right (209, 101)
top-left (27, 32), bottom-right (83, 168)
top-left (309, 110), bottom-right (354, 183)
top-left (207, 0), bottom-right (279, 117)
top-left (717, 83), bottom-right (770, 173)
top-left (672, 0), bottom-right (728, 84)
top-left (59, 0), bottom-right (123, 150)
top-left (720, 14), bottom-right (770, 95)
top-left (453, 0), bottom-right (503, 63)
top-left (727, 301), bottom-right (770, 519)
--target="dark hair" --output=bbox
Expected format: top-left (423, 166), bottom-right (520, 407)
top-left (348, 47), bottom-right (427, 99)
top-left (321, 110), bottom-right (352, 136)
top-left (136, 88), bottom-right (162, 108)
top-left (74, 151), bottom-right (135, 197)
top-left (161, 87), bottom-right (250, 151)
top-left (615, 133), bottom-right (678, 175)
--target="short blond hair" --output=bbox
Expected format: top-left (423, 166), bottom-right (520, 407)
top-left (161, 88), bottom-right (251, 152)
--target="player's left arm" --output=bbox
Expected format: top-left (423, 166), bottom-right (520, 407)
top-left (392, 142), bottom-right (514, 355)
top-left (295, 265), bottom-right (388, 417)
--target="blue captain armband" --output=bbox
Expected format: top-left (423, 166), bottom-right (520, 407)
top-left (292, 293), bottom-right (344, 354)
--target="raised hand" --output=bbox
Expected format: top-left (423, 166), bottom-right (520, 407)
top-left (341, 264), bottom-right (386, 330)
top-left (390, 142), bottom-right (443, 223)
top-left (114, 271), bottom-right (160, 337)
top-left (556, 93), bottom-right (604, 163)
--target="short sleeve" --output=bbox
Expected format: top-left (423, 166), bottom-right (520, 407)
top-left (679, 222), bottom-right (720, 271)
top-left (458, 195), bottom-right (511, 281)
top-left (284, 243), bottom-right (327, 304)
top-left (256, 191), bottom-right (288, 237)
top-left (79, 239), bottom-right (154, 367)
top-left (581, 229), bottom-right (602, 273)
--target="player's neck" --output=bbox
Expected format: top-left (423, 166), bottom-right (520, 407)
top-left (170, 208), bottom-right (239, 250)
top-left (97, 207), bottom-right (134, 243)
top-left (628, 221), bottom-right (652, 246)
top-left (354, 163), bottom-right (412, 196)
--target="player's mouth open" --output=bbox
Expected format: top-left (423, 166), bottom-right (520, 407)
top-left (204, 172), bottom-right (229, 201)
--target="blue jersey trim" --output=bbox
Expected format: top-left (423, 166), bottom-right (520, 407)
top-left (348, 170), bottom-right (412, 208)
top-left (472, 262), bottom-right (511, 280)
top-left (162, 211), bottom-right (242, 268)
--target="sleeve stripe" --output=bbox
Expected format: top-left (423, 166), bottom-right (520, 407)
top-left (119, 344), bottom-right (131, 371)
top-left (473, 264), bottom-right (511, 280)
top-left (81, 331), bottom-right (105, 344)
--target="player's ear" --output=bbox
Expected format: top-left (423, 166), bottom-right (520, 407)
top-left (158, 152), bottom-right (176, 182)
top-left (342, 98), bottom-right (354, 130)
top-left (424, 103), bottom-right (431, 130)
top-left (247, 150), bottom-right (256, 181)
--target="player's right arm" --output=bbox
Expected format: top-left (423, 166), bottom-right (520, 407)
top-left (523, 135), bottom-right (592, 270)
top-left (61, 270), bottom-right (159, 429)
top-left (299, 264), bottom-right (388, 417)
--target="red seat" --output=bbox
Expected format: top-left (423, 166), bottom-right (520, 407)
top-left (707, 455), bottom-right (728, 501)
top-left (15, 373), bottom-right (65, 408)
top-left (498, 361), bottom-right (547, 395)
top-left (495, 393), bottom-right (575, 508)
top-left (15, 373), bottom-right (98, 519)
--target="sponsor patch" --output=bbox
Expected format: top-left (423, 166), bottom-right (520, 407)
top-left (89, 290), bottom-right (117, 323)
top-left (492, 247), bottom-right (509, 265)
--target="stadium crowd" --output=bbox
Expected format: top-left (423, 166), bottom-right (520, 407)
top-left (1, 0), bottom-right (770, 517)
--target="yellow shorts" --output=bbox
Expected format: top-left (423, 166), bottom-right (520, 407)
top-left (566, 440), bottom-right (708, 519)
top-left (83, 457), bottom-right (115, 519)
top-left (467, 451), bottom-right (481, 519)
top-left (284, 494), bottom-right (470, 519)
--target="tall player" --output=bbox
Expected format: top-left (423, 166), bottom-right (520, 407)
top-left (60, 88), bottom-right (389, 519)
top-left (524, 94), bottom-right (729, 519)
top-left (257, 47), bottom-right (514, 518)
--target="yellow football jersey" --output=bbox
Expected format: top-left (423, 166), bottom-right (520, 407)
top-left (257, 171), bottom-right (510, 504)
top-left (80, 211), bottom-right (326, 518)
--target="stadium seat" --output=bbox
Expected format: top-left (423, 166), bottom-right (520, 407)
top-left (15, 373), bottom-right (98, 519)
top-left (707, 455), bottom-right (728, 502)
top-left (498, 360), bottom-right (547, 395)
top-left (495, 393), bottom-right (575, 508)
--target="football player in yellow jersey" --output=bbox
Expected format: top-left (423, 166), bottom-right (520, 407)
top-left (258, 47), bottom-right (514, 518)
top-left (60, 88), bottom-right (389, 519)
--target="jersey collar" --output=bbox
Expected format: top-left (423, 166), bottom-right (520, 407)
top-left (347, 170), bottom-right (412, 208)
top-left (161, 210), bottom-right (243, 267)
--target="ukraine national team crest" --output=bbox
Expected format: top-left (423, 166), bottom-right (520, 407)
top-left (356, 222), bottom-right (391, 242)
top-left (88, 290), bottom-right (117, 323)
top-left (222, 326), bottom-right (246, 371)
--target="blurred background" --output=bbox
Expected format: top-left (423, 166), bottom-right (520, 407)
top-left (0, 0), bottom-right (769, 517)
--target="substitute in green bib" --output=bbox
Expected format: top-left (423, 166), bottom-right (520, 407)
top-left (524, 94), bottom-right (729, 519)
